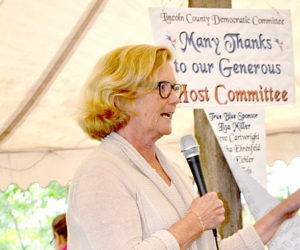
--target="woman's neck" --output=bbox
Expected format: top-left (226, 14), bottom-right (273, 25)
top-left (117, 128), bottom-right (171, 186)
top-left (117, 127), bottom-right (159, 161)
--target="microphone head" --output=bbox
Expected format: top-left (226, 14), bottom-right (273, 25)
top-left (180, 135), bottom-right (200, 158)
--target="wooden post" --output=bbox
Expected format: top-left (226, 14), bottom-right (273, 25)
top-left (188, 0), bottom-right (242, 238)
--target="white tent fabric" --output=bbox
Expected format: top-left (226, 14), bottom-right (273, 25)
top-left (0, 0), bottom-right (299, 191)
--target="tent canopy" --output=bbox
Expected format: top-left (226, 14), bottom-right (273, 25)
top-left (0, 0), bottom-right (299, 191)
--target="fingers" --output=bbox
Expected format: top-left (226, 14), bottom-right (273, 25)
top-left (189, 192), bottom-right (225, 232)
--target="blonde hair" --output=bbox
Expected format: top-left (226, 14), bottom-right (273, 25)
top-left (77, 44), bottom-right (172, 140)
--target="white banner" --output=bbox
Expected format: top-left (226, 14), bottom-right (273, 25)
top-left (204, 106), bottom-right (266, 187)
top-left (149, 8), bottom-right (295, 107)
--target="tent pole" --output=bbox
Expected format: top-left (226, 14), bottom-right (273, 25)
top-left (188, 0), bottom-right (242, 238)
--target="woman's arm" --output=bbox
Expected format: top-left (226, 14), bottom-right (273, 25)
top-left (220, 189), bottom-right (300, 250)
top-left (254, 189), bottom-right (300, 244)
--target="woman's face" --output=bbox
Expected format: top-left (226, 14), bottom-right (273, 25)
top-left (128, 62), bottom-right (180, 139)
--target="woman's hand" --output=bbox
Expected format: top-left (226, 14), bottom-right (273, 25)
top-left (254, 188), bottom-right (300, 245)
top-left (189, 192), bottom-right (225, 231)
top-left (168, 192), bottom-right (225, 249)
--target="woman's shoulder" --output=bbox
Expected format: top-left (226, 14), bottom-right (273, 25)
top-left (68, 145), bottom-right (131, 200)
top-left (73, 145), bottom-right (123, 180)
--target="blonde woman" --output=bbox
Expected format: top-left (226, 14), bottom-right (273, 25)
top-left (67, 44), bottom-right (300, 249)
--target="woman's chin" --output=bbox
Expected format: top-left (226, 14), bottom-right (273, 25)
top-left (161, 128), bottom-right (172, 136)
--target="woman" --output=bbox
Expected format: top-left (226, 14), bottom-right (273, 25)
top-left (52, 213), bottom-right (67, 250)
top-left (67, 44), bottom-right (300, 249)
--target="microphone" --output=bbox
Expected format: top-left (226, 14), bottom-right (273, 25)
top-left (180, 135), bottom-right (207, 196)
top-left (180, 135), bottom-right (219, 248)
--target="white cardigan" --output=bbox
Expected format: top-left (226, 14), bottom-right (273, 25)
top-left (67, 132), bottom-right (264, 249)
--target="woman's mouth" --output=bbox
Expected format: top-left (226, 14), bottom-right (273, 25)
top-left (161, 112), bottom-right (173, 119)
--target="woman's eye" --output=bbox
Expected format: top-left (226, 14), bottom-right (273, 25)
top-left (161, 83), bottom-right (170, 91)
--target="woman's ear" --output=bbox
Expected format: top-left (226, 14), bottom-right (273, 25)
top-left (114, 96), bottom-right (124, 110)
top-left (115, 96), bottom-right (134, 115)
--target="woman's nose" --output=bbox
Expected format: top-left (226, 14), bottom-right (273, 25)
top-left (169, 89), bottom-right (181, 104)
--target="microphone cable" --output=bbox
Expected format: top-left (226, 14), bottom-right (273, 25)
top-left (213, 229), bottom-right (219, 250)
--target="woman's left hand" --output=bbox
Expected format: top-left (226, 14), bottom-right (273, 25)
top-left (254, 188), bottom-right (300, 245)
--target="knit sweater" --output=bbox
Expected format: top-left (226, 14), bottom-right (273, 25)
top-left (67, 132), bottom-right (264, 249)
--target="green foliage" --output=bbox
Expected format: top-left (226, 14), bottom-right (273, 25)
top-left (0, 182), bottom-right (69, 250)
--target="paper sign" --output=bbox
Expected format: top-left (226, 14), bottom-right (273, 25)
top-left (205, 106), bottom-right (266, 187)
top-left (149, 8), bottom-right (295, 107)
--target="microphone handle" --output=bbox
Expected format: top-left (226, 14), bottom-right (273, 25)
top-left (187, 156), bottom-right (207, 196)
top-left (186, 156), bottom-right (218, 239)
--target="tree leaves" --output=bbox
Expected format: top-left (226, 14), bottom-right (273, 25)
top-left (0, 182), bottom-right (69, 250)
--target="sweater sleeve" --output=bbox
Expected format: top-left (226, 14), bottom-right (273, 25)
top-left (219, 225), bottom-right (265, 250)
top-left (67, 161), bottom-right (180, 250)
